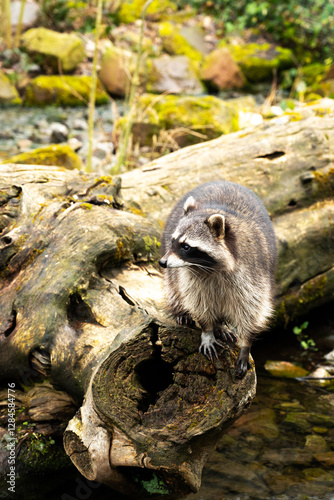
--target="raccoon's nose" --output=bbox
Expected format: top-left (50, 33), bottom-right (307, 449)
top-left (159, 257), bottom-right (167, 268)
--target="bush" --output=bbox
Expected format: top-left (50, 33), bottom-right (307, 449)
top-left (179, 0), bottom-right (334, 61)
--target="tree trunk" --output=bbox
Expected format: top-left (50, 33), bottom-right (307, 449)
top-left (0, 110), bottom-right (333, 497)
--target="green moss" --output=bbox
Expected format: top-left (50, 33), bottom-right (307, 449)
top-left (276, 274), bottom-right (328, 325)
top-left (24, 75), bottom-right (109, 107)
top-left (220, 41), bottom-right (294, 82)
top-left (21, 27), bottom-right (85, 72)
top-left (118, 0), bottom-right (176, 24)
top-left (0, 70), bottom-right (22, 106)
top-left (3, 144), bottom-right (82, 170)
top-left (159, 22), bottom-right (203, 64)
top-left (117, 93), bottom-right (239, 148)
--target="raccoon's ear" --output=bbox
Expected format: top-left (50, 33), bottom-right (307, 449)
top-left (205, 214), bottom-right (225, 239)
top-left (183, 196), bottom-right (196, 214)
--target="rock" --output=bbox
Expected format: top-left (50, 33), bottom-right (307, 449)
top-left (0, 70), bottom-right (22, 106)
top-left (304, 434), bottom-right (329, 453)
top-left (116, 93), bottom-right (239, 148)
top-left (50, 123), bottom-right (69, 143)
top-left (220, 40), bottom-right (294, 82)
top-left (17, 139), bottom-right (33, 151)
top-left (146, 55), bottom-right (204, 95)
top-left (11, 1), bottom-right (39, 28)
top-left (159, 22), bottom-right (203, 64)
top-left (72, 118), bottom-right (88, 131)
top-left (24, 76), bottom-right (109, 106)
top-left (200, 48), bottom-right (245, 90)
top-left (284, 412), bottom-right (312, 432)
top-left (264, 360), bottom-right (309, 378)
top-left (99, 45), bottom-right (138, 97)
top-left (232, 408), bottom-right (279, 439)
top-left (117, 0), bottom-right (176, 23)
top-left (263, 470), bottom-right (298, 495)
top-left (93, 142), bottom-right (114, 160)
top-left (68, 138), bottom-right (83, 152)
top-left (302, 467), bottom-right (334, 481)
top-left (114, 29), bottom-right (160, 57)
top-left (179, 25), bottom-right (209, 55)
top-left (314, 451), bottom-right (334, 466)
top-left (21, 27), bottom-right (85, 73)
top-left (307, 367), bottom-right (333, 387)
top-left (2, 144), bottom-right (81, 170)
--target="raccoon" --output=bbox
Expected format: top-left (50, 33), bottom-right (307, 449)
top-left (159, 181), bottom-right (277, 378)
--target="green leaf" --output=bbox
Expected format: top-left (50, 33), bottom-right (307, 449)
top-left (301, 321), bottom-right (309, 330)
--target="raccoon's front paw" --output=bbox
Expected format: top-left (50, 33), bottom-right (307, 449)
top-left (199, 331), bottom-right (223, 362)
top-left (213, 324), bottom-right (237, 344)
top-left (176, 313), bottom-right (195, 326)
top-left (235, 346), bottom-right (251, 378)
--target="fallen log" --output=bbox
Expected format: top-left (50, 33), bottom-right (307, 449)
top-left (0, 165), bottom-right (255, 498)
top-left (0, 106), bottom-right (333, 497)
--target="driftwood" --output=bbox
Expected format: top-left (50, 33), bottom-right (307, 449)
top-left (0, 108), bottom-right (333, 497)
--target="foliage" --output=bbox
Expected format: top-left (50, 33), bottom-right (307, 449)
top-left (293, 321), bottom-right (317, 351)
top-left (36, 0), bottom-right (117, 33)
top-left (179, 0), bottom-right (334, 61)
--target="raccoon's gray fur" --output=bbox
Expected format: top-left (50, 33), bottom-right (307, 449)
top-left (159, 180), bottom-right (277, 378)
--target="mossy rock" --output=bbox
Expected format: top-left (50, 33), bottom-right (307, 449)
top-left (220, 40), bottom-right (294, 82)
top-left (99, 45), bottom-right (146, 97)
top-left (116, 93), bottom-right (239, 148)
top-left (3, 145), bottom-right (81, 170)
top-left (159, 22), bottom-right (203, 65)
top-left (146, 55), bottom-right (204, 95)
top-left (21, 27), bottom-right (85, 73)
top-left (24, 76), bottom-right (109, 107)
top-left (117, 0), bottom-right (176, 23)
top-left (0, 70), bottom-right (22, 106)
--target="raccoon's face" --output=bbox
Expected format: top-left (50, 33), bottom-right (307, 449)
top-left (159, 207), bottom-right (236, 273)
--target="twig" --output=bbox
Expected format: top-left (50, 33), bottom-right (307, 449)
top-left (114, 0), bottom-right (153, 173)
top-left (87, 0), bottom-right (104, 173)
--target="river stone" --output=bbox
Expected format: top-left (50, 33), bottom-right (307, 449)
top-left (220, 39), bottom-right (294, 82)
top-left (263, 470), bottom-right (298, 495)
top-left (304, 434), bottom-right (329, 453)
top-left (200, 48), bottom-right (245, 90)
top-left (264, 360), bottom-right (309, 378)
top-left (232, 408), bottom-right (279, 439)
top-left (24, 76), bottom-right (109, 106)
top-left (117, 0), bottom-right (177, 23)
top-left (314, 451), bottom-right (334, 466)
top-left (99, 45), bottom-right (140, 97)
top-left (50, 123), bottom-right (69, 143)
top-left (0, 71), bottom-right (22, 106)
top-left (11, 1), bottom-right (40, 27)
top-left (146, 55), bottom-right (204, 95)
top-left (2, 144), bottom-right (81, 170)
top-left (21, 27), bottom-right (85, 72)
top-left (179, 25), bottom-right (209, 55)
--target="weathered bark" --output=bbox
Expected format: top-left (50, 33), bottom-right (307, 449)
top-left (0, 110), bottom-right (333, 497)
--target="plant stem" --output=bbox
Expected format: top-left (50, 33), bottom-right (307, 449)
top-left (4, 0), bottom-right (12, 48)
top-left (14, 0), bottom-right (26, 48)
top-left (114, 0), bottom-right (153, 173)
top-left (87, 0), bottom-right (104, 173)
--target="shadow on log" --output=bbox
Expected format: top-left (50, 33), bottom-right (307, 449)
top-left (0, 106), bottom-right (333, 497)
